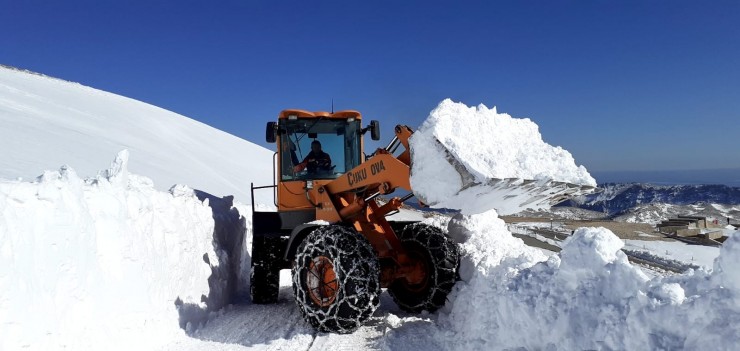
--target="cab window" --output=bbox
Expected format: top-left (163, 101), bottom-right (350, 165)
top-left (279, 118), bottom-right (361, 181)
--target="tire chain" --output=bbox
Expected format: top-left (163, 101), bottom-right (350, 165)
top-left (292, 225), bottom-right (381, 334)
top-left (388, 223), bottom-right (460, 313)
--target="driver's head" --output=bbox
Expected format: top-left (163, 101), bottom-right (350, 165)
top-left (311, 140), bottom-right (322, 152)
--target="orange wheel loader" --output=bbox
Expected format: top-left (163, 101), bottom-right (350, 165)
top-left (249, 109), bottom-right (459, 334)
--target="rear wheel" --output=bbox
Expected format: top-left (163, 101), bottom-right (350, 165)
top-left (250, 235), bottom-right (282, 304)
top-left (292, 225), bottom-right (380, 334)
top-left (388, 223), bottom-right (459, 313)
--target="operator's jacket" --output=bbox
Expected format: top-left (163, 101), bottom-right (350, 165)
top-left (298, 151), bottom-right (332, 173)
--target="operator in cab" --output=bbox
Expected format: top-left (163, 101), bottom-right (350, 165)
top-left (293, 140), bottom-right (332, 175)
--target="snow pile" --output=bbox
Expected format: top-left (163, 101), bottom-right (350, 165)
top-left (0, 151), bottom-right (244, 351)
top-left (403, 99), bottom-right (740, 349)
top-left (435, 210), bottom-right (740, 350)
top-left (410, 99), bottom-right (595, 214)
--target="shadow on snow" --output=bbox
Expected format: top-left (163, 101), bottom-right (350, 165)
top-left (174, 190), bottom-right (248, 332)
top-left (172, 190), bottom-right (442, 349)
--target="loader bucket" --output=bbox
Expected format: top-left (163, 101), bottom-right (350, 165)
top-left (410, 136), bottom-right (598, 215)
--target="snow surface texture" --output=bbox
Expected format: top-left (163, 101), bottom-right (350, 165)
top-left (0, 66), bottom-right (273, 204)
top-left (427, 210), bottom-right (740, 350)
top-left (0, 151), bottom-right (248, 351)
top-left (410, 99), bottom-right (596, 215)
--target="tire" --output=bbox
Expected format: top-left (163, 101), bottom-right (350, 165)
top-left (388, 223), bottom-right (459, 313)
top-left (250, 235), bottom-right (282, 304)
top-left (292, 225), bottom-right (380, 334)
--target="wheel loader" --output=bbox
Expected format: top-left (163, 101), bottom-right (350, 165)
top-left (250, 109), bottom-right (459, 333)
top-left (249, 108), bottom-right (594, 333)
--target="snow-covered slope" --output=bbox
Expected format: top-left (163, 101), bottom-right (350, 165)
top-left (0, 65), bottom-right (273, 204)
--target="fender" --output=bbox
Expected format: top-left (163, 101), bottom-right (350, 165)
top-left (283, 222), bottom-right (329, 261)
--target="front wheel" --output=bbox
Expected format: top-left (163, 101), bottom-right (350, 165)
top-left (292, 225), bottom-right (380, 334)
top-left (388, 223), bottom-right (460, 313)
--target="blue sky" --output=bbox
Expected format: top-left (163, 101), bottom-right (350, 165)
top-left (2, 1), bottom-right (739, 175)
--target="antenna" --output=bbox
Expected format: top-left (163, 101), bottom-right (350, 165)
top-left (331, 98), bottom-right (334, 113)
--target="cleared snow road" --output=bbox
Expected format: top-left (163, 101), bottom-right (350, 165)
top-left (165, 272), bottom-right (441, 351)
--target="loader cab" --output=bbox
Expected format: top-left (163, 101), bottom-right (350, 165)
top-left (265, 109), bottom-right (380, 211)
top-left (278, 115), bottom-right (362, 181)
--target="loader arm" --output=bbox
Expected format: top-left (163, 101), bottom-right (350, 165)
top-left (325, 125), bottom-right (413, 191)
top-left (321, 125), bottom-right (415, 220)
top-left (303, 125), bottom-right (419, 283)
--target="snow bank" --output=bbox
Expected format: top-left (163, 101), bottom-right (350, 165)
top-left (0, 151), bottom-right (247, 351)
top-left (410, 99), bottom-right (596, 214)
top-left (436, 211), bottom-right (740, 350)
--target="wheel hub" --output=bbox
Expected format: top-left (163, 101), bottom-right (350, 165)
top-left (401, 249), bottom-right (430, 293)
top-left (306, 256), bottom-right (339, 307)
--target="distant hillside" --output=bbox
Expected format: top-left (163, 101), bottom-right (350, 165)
top-left (559, 183), bottom-right (740, 216)
top-left (614, 203), bottom-right (740, 224)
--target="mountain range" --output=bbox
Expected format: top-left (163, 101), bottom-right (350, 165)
top-left (559, 182), bottom-right (740, 217)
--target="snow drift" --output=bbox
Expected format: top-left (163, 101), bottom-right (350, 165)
top-left (410, 99), bottom-right (596, 215)
top-left (0, 151), bottom-right (248, 351)
top-left (428, 210), bottom-right (740, 350)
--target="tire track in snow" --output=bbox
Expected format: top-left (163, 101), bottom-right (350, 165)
top-left (189, 283), bottom-right (316, 350)
top-left (184, 272), bottom-right (400, 350)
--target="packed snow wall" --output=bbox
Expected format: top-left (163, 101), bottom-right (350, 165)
top-left (0, 151), bottom-right (249, 351)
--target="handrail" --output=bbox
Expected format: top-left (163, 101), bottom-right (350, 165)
top-left (251, 183), bottom-right (278, 215)
top-left (273, 152), bottom-right (278, 206)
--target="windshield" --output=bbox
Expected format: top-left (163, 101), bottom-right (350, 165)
top-left (280, 118), bottom-right (362, 181)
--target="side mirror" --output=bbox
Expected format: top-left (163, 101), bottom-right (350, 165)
top-left (370, 120), bottom-right (380, 141)
top-left (265, 122), bottom-right (277, 143)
